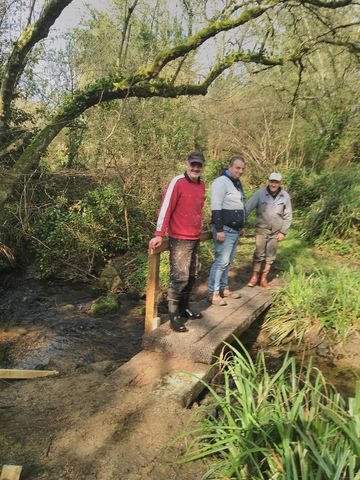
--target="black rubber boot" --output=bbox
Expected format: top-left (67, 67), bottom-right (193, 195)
top-left (169, 300), bottom-right (188, 332)
top-left (170, 313), bottom-right (189, 332)
top-left (179, 292), bottom-right (202, 319)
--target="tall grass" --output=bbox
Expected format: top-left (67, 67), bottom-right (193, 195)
top-left (265, 265), bottom-right (360, 345)
top-left (183, 343), bottom-right (360, 479)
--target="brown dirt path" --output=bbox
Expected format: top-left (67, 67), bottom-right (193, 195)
top-left (0, 352), bottom-right (209, 479)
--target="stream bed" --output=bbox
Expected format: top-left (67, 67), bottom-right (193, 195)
top-left (0, 273), bottom-right (358, 397)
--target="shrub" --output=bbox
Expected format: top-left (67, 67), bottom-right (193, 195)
top-left (291, 166), bottom-right (360, 242)
top-left (31, 183), bottom-right (150, 278)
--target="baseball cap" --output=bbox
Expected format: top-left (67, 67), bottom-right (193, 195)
top-left (269, 172), bottom-right (282, 182)
top-left (187, 151), bottom-right (205, 165)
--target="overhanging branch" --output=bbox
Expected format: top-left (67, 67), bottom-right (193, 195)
top-left (0, 0), bottom-right (73, 132)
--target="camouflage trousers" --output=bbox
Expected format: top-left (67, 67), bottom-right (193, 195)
top-left (168, 237), bottom-right (199, 304)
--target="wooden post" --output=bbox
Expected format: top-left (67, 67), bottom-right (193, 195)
top-left (0, 465), bottom-right (22, 480)
top-left (145, 250), bottom-right (161, 333)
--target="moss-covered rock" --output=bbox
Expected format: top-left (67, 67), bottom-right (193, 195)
top-left (98, 264), bottom-right (122, 293)
top-left (90, 294), bottom-right (119, 315)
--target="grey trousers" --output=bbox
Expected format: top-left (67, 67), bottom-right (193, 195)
top-left (168, 237), bottom-right (199, 305)
top-left (253, 228), bottom-right (278, 265)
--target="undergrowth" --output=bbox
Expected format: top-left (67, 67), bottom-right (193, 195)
top-left (182, 343), bottom-right (360, 479)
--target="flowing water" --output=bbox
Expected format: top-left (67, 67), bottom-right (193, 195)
top-left (0, 273), bottom-right (143, 371)
top-left (0, 273), bottom-right (358, 397)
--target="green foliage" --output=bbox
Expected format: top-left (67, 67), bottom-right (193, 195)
top-left (183, 343), bottom-right (360, 479)
top-left (265, 265), bottom-right (360, 344)
top-left (31, 183), bottom-right (149, 278)
top-left (302, 168), bottom-right (360, 241)
top-left (121, 251), bottom-right (149, 293)
top-left (0, 204), bottom-right (25, 270)
top-left (285, 166), bottom-right (360, 245)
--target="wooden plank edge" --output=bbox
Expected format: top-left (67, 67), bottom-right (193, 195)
top-left (0, 369), bottom-right (59, 379)
top-left (0, 465), bottom-right (22, 480)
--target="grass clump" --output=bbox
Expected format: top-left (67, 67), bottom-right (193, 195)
top-left (183, 343), bottom-right (360, 479)
top-left (265, 265), bottom-right (360, 345)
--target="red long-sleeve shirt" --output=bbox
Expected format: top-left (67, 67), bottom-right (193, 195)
top-left (155, 173), bottom-right (205, 240)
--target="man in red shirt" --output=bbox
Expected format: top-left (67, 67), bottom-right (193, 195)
top-left (149, 152), bottom-right (206, 332)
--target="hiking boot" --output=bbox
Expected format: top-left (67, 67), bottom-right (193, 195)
top-left (247, 272), bottom-right (260, 287)
top-left (220, 288), bottom-right (242, 299)
top-left (208, 292), bottom-right (227, 306)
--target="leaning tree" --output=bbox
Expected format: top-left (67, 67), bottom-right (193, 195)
top-left (0, 0), bottom-right (358, 204)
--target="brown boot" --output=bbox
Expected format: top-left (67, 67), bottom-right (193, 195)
top-left (260, 264), bottom-right (271, 290)
top-left (247, 272), bottom-right (260, 287)
top-left (208, 292), bottom-right (227, 306)
top-left (247, 262), bottom-right (262, 287)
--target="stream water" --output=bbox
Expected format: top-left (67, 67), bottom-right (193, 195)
top-left (0, 273), bottom-right (358, 397)
top-left (0, 273), bottom-right (143, 371)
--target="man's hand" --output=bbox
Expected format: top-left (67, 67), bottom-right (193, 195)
top-left (149, 236), bottom-right (163, 251)
top-left (216, 232), bottom-right (225, 243)
top-left (276, 232), bottom-right (285, 241)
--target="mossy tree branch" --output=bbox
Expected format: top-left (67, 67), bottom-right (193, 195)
top-left (0, 0), bottom-right (73, 133)
top-left (130, 0), bottom-right (281, 83)
top-left (0, 0), bottom-right (356, 205)
top-left (0, 48), bottom-right (298, 205)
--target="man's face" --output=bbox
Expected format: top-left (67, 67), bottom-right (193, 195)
top-left (228, 159), bottom-right (245, 180)
top-left (186, 161), bottom-right (204, 181)
top-left (268, 180), bottom-right (281, 192)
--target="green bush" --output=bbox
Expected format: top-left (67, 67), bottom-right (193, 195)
top-left (0, 204), bottom-right (24, 270)
top-left (31, 183), bottom-right (150, 278)
top-left (288, 166), bottom-right (360, 242)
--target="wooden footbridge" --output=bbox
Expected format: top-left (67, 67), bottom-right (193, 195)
top-left (117, 231), bottom-right (274, 406)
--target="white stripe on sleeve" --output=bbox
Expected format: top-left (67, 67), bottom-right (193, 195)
top-left (156, 174), bottom-right (184, 233)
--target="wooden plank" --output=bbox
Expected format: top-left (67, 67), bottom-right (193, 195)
top-left (145, 252), bottom-right (161, 333)
top-left (143, 287), bottom-right (272, 364)
top-left (0, 465), bottom-right (22, 480)
top-left (0, 369), bottom-right (58, 379)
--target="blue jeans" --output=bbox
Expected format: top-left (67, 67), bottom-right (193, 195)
top-left (208, 226), bottom-right (240, 294)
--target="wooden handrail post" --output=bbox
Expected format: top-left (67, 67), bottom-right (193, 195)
top-left (145, 250), bottom-right (160, 333)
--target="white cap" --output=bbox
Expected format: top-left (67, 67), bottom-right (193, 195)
top-left (269, 172), bottom-right (282, 182)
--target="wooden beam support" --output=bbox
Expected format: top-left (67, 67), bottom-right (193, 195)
top-left (145, 251), bottom-right (161, 333)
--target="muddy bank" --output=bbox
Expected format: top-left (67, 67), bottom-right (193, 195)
top-left (0, 274), bottom-right (144, 372)
top-left (0, 272), bottom-right (359, 479)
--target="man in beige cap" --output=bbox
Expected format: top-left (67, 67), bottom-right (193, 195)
top-left (245, 172), bottom-right (292, 289)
